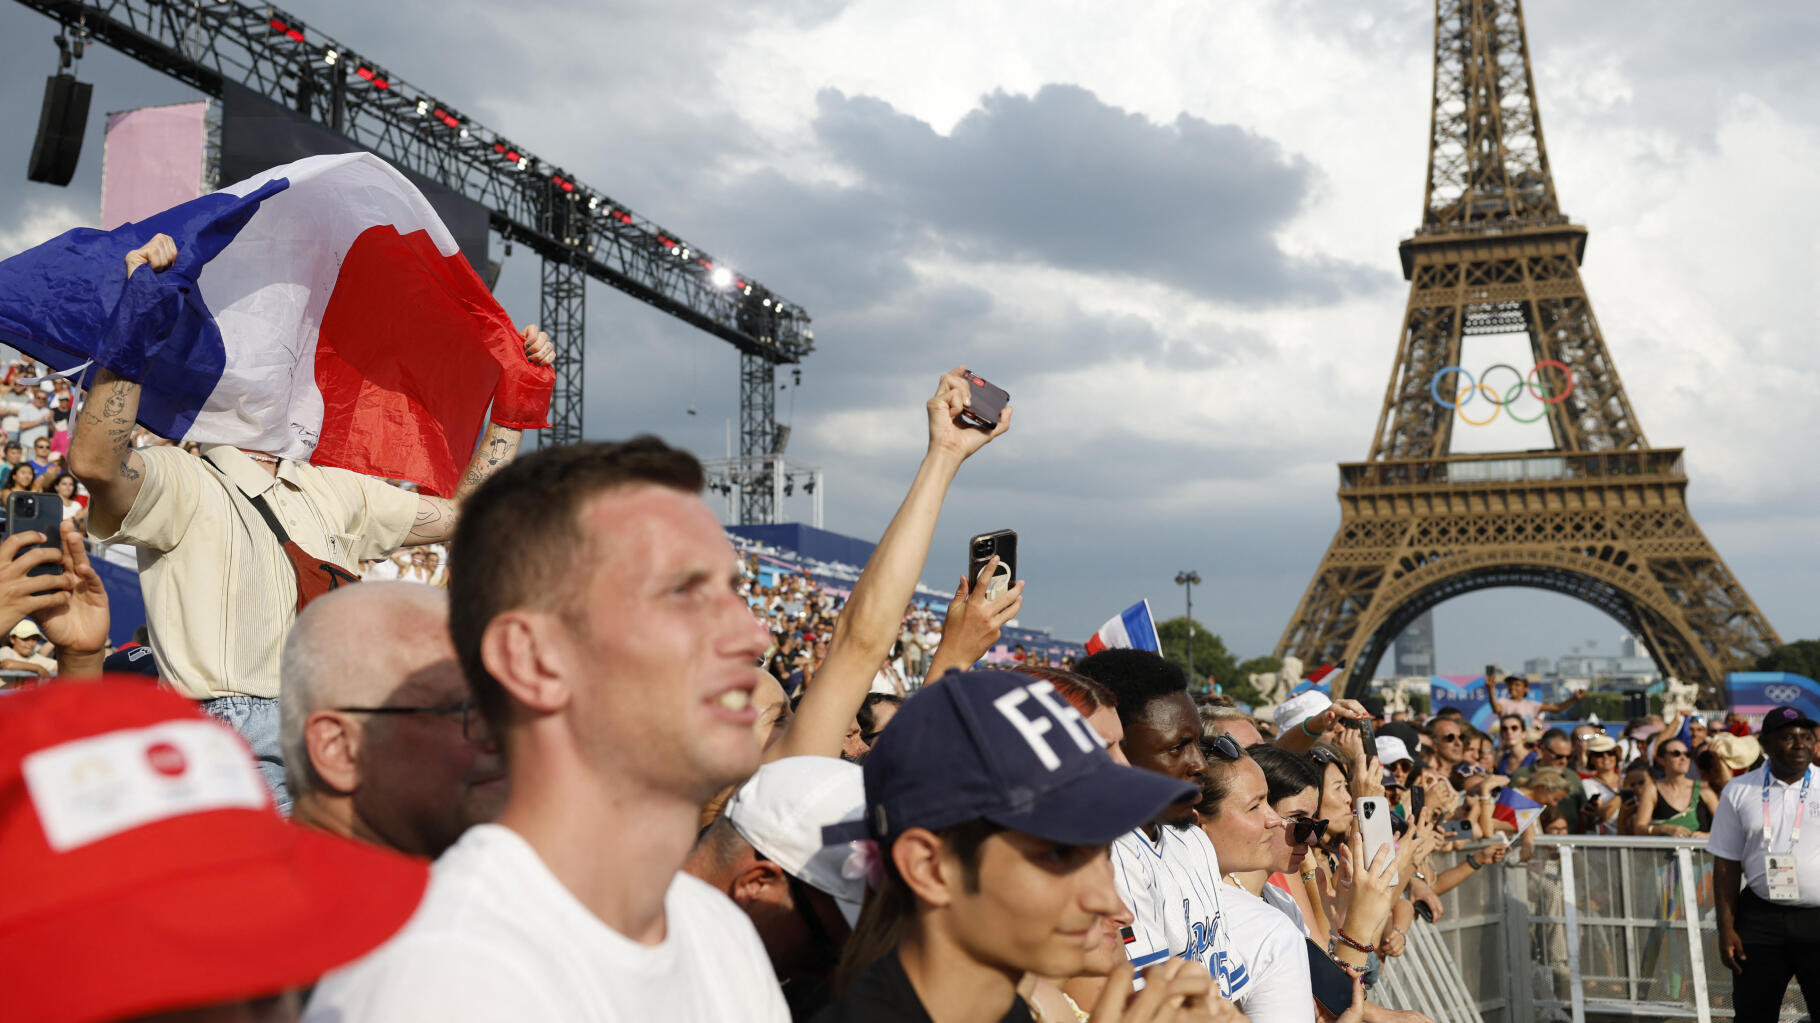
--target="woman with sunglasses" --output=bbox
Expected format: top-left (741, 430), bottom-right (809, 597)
top-left (1574, 736), bottom-right (1626, 834)
top-left (1493, 715), bottom-right (1535, 775)
top-left (1190, 735), bottom-right (1315, 1022)
top-left (1636, 738), bottom-right (1717, 837)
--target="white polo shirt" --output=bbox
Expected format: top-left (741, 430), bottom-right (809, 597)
top-left (1219, 882), bottom-right (1316, 1023)
top-left (1706, 763), bottom-right (1820, 907)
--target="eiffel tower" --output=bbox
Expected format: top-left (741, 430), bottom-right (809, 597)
top-left (1275, 0), bottom-right (1778, 695)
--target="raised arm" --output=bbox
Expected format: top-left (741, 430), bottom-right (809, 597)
top-left (66, 236), bottom-right (174, 535)
top-left (401, 325), bottom-right (553, 547)
top-left (778, 368), bottom-right (1010, 758)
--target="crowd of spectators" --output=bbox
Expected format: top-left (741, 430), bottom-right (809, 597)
top-left (0, 234), bottom-right (1813, 1023)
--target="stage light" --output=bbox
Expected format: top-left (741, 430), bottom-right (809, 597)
top-left (458, 128), bottom-right (468, 139)
top-left (516, 157), bottom-right (528, 171)
top-left (325, 49), bottom-right (339, 65)
top-left (710, 266), bottom-right (733, 288)
top-left (415, 99), bottom-right (428, 115)
top-left (761, 298), bottom-right (772, 308)
top-left (587, 196), bottom-right (600, 210)
top-left (743, 285), bottom-right (753, 296)
top-left (270, 17), bottom-right (305, 42)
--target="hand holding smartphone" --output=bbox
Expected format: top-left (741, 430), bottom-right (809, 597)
top-left (4, 492), bottom-right (64, 579)
top-left (954, 369), bottom-right (1010, 432)
top-left (967, 530), bottom-right (1017, 603)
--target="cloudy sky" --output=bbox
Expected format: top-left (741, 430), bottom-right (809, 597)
top-left (1, 0), bottom-right (1814, 676)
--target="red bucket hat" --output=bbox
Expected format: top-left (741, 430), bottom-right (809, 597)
top-left (0, 680), bottom-right (429, 1022)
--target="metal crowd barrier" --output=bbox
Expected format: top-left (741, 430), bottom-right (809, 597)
top-left (1373, 836), bottom-right (1811, 1023)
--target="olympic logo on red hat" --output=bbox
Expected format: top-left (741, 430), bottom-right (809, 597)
top-left (1430, 361), bottom-right (1575, 426)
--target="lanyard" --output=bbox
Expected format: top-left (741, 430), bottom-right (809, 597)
top-left (1763, 767), bottom-right (1813, 854)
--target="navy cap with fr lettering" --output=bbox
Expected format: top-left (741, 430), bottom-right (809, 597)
top-left (854, 669), bottom-right (1196, 848)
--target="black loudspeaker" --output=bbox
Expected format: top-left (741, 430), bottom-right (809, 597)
top-left (27, 74), bottom-right (93, 186)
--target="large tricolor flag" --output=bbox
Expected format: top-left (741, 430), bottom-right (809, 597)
top-left (0, 153), bottom-right (550, 496)
top-left (1492, 787), bottom-right (1545, 839)
top-left (1084, 600), bottom-right (1160, 656)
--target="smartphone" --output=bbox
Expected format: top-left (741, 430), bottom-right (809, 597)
top-left (955, 369), bottom-right (1010, 431)
top-left (967, 530), bottom-right (1017, 603)
top-left (4, 491), bottom-right (63, 578)
top-left (1305, 939), bottom-right (1357, 1016)
top-left (1409, 781), bottom-right (1425, 824)
top-left (1355, 796), bottom-right (1398, 885)
top-left (1413, 900), bottom-right (1434, 924)
top-left (1440, 819), bottom-right (1475, 840)
top-left (1358, 716), bottom-right (1378, 763)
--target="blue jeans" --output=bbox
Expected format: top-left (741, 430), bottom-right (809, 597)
top-left (202, 694), bottom-right (290, 815)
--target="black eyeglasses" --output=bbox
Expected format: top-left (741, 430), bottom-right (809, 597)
top-left (334, 700), bottom-right (487, 743)
top-left (1309, 746), bottom-right (1344, 767)
top-left (1288, 815), bottom-right (1328, 844)
top-left (1202, 733), bottom-right (1243, 761)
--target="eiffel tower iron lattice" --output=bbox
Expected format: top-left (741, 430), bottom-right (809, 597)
top-left (1275, 0), bottom-right (1779, 696)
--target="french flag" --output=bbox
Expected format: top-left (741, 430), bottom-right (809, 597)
top-left (0, 153), bottom-right (548, 497)
top-left (1084, 600), bottom-right (1160, 656)
top-left (1493, 787), bottom-right (1545, 838)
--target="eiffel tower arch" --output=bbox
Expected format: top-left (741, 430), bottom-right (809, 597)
top-left (1276, 0), bottom-right (1779, 696)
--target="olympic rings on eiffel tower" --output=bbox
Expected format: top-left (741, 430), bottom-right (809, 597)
top-left (1430, 360), bottom-right (1574, 424)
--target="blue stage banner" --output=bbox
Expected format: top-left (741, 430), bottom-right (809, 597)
top-left (1430, 675), bottom-right (1496, 733)
top-left (1725, 673), bottom-right (1820, 724)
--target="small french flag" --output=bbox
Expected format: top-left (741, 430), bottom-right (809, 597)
top-left (1084, 600), bottom-right (1161, 656)
top-left (1493, 787), bottom-right (1545, 838)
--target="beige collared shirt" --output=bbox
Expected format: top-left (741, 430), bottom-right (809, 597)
top-left (93, 444), bottom-right (416, 700)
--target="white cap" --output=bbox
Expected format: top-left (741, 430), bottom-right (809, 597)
top-left (1275, 690), bottom-right (1333, 734)
top-left (726, 756), bottom-right (866, 926)
top-left (1375, 735), bottom-right (1414, 766)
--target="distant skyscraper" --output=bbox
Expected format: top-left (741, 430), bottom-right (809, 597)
top-left (1395, 611), bottom-right (1436, 677)
top-left (1620, 634), bottom-right (1639, 658)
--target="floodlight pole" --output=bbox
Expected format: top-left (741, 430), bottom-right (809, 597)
top-left (1176, 570), bottom-right (1202, 684)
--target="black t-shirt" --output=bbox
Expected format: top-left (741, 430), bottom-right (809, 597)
top-left (811, 951), bottom-right (1034, 1023)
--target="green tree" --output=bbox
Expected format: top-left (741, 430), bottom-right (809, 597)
top-left (1756, 640), bottom-right (1820, 681)
top-left (1575, 691), bottom-right (1625, 724)
top-left (1157, 616), bottom-right (1238, 695)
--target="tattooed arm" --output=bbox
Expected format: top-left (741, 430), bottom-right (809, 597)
top-left (399, 324), bottom-right (553, 547)
top-left (401, 423), bottom-right (521, 547)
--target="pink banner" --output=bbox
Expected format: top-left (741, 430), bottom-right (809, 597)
top-left (100, 102), bottom-right (208, 230)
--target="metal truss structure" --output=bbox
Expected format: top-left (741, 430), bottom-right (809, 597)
top-left (701, 455), bottom-right (823, 529)
top-left (1277, 0), bottom-right (1777, 697)
top-left (13, 0), bottom-right (814, 512)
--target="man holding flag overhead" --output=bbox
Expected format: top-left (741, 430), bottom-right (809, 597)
top-left (4, 155), bottom-right (557, 810)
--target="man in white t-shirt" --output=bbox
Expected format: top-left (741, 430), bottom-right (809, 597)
top-left (1078, 651), bottom-right (1242, 991)
top-left (304, 439), bottom-right (788, 1022)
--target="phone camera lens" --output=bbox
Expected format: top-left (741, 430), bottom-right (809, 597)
top-left (17, 497), bottom-right (32, 514)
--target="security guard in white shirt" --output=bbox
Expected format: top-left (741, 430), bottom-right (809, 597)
top-left (1707, 705), bottom-right (1820, 1022)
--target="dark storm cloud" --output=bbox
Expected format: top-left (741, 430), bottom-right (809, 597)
top-left (808, 85), bottom-right (1376, 304)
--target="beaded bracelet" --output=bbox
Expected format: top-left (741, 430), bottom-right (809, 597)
top-left (1333, 927), bottom-right (1374, 954)
top-left (1327, 951), bottom-right (1366, 979)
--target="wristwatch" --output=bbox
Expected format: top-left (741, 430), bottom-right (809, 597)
top-left (1466, 854), bottom-right (1483, 871)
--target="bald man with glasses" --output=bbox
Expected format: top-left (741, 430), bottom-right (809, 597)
top-left (280, 582), bottom-right (507, 858)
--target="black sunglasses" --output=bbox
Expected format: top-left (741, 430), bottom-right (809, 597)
top-left (1309, 746), bottom-right (1344, 767)
top-left (1201, 733), bottom-right (1244, 761)
top-left (1289, 815), bottom-right (1329, 844)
